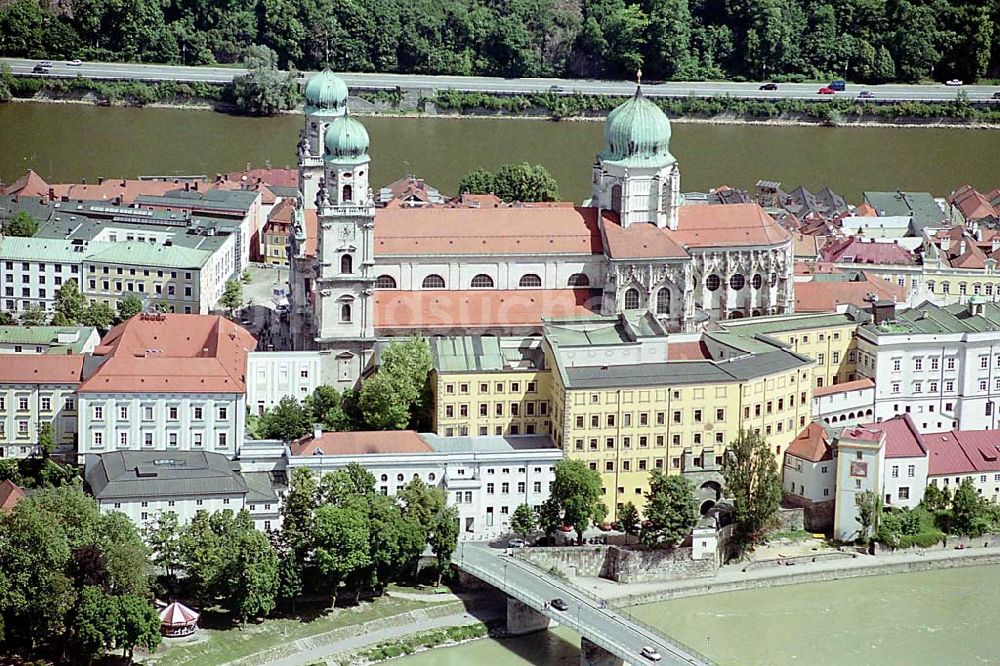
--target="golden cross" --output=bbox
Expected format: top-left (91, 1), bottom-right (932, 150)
top-left (636, 68), bottom-right (643, 86)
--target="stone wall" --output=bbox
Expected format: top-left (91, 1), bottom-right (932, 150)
top-left (777, 506), bottom-right (805, 532)
top-left (517, 544), bottom-right (718, 583)
top-left (515, 546), bottom-right (612, 578)
top-left (782, 495), bottom-right (835, 532)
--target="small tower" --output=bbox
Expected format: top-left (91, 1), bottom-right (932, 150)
top-left (591, 85), bottom-right (681, 230)
top-left (313, 112), bottom-right (376, 384)
top-left (299, 70), bottom-right (348, 210)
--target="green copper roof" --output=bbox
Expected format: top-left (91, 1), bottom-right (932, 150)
top-left (324, 114), bottom-right (370, 163)
top-left (600, 87), bottom-right (675, 167)
top-left (85, 241), bottom-right (213, 270)
top-left (304, 70), bottom-right (348, 113)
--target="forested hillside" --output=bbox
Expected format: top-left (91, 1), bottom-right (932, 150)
top-left (0, 0), bottom-right (996, 83)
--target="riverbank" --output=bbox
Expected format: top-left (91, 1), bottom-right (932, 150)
top-left (5, 75), bottom-right (1000, 128)
top-left (571, 542), bottom-right (1000, 607)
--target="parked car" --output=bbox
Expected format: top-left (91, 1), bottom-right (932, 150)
top-left (67, 59), bottom-right (83, 66)
top-left (32, 64), bottom-right (49, 73)
top-left (640, 646), bottom-right (663, 662)
top-left (945, 79), bottom-right (963, 87)
top-left (508, 538), bottom-right (526, 548)
top-left (817, 87), bottom-right (835, 95)
top-left (550, 598), bottom-right (569, 611)
top-left (857, 90), bottom-right (875, 99)
top-left (758, 83), bottom-right (778, 91)
top-left (828, 79), bottom-right (846, 91)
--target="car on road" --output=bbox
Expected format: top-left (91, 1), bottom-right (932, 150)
top-left (758, 83), bottom-right (778, 91)
top-left (945, 79), bottom-right (963, 87)
top-left (992, 91), bottom-right (1000, 99)
top-left (640, 646), bottom-right (662, 662)
top-left (828, 79), bottom-right (846, 91)
top-left (857, 90), bottom-right (875, 99)
top-left (67, 59), bottom-right (82, 66)
top-left (550, 598), bottom-right (569, 611)
top-left (817, 87), bottom-right (835, 95)
top-left (38, 60), bottom-right (52, 67)
top-left (549, 84), bottom-right (562, 92)
top-left (508, 538), bottom-right (526, 548)
top-left (32, 64), bottom-right (50, 73)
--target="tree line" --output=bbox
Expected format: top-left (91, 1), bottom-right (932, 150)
top-left (0, 0), bottom-right (996, 84)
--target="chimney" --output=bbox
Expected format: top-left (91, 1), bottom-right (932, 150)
top-left (185, 182), bottom-right (190, 191)
top-left (871, 299), bottom-right (896, 324)
top-left (48, 187), bottom-right (55, 202)
top-left (313, 424), bottom-right (323, 441)
top-left (98, 177), bottom-right (104, 185)
top-left (959, 239), bottom-right (966, 255)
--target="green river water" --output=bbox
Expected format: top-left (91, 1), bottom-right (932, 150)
top-left (400, 566), bottom-right (997, 665)
top-left (2, 103), bottom-right (1000, 203)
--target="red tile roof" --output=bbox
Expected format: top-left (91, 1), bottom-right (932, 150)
top-left (603, 217), bottom-right (688, 259)
top-left (822, 236), bottom-right (915, 265)
top-left (852, 202), bottom-right (878, 217)
top-left (926, 429), bottom-right (1000, 476)
top-left (374, 289), bottom-right (600, 331)
top-left (857, 415), bottom-right (927, 458)
top-left (49, 179), bottom-right (180, 203)
top-left (668, 340), bottom-right (711, 360)
top-left (948, 184), bottom-right (997, 222)
top-left (291, 430), bottom-right (432, 456)
top-left (3, 170), bottom-right (50, 198)
top-left (0, 480), bottom-right (25, 511)
top-left (812, 377), bottom-right (875, 398)
top-left (0, 355), bottom-right (85, 384)
top-left (374, 205), bottom-right (603, 256)
top-left (78, 314), bottom-right (255, 394)
top-left (446, 193), bottom-right (503, 208)
top-left (302, 209), bottom-right (318, 257)
top-left (671, 203), bottom-right (790, 248)
top-left (786, 422), bottom-right (833, 462)
top-left (794, 271), bottom-right (904, 312)
top-left (224, 168), bottom-right (298, 189)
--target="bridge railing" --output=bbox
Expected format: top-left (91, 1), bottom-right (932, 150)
top-left (509, 553), bottom-right (715, 665)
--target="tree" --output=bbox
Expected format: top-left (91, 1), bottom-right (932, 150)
top-left (492, 163), bottom-right (559, 202)
top-left (115, 293), bottom-right (143, 324)
top-left (428, 506), bottom-right (459, 585)
top-left (112, 594), bottom-right (161, 661)
top-left (313, 503), bottom-right (371, 604)
top-left (54, 279), bottom-right (88, 325)
top-left (73, 586), bottom-right (116, 664)
top-left (366, 492), bottom-right (424, 592)
top-left (317, 463), bottom-right (375, 506)
top-left (142, 511), bottom-right (182, 578)
top-left (537, 497), bottom-right (562, 543)
top-left (36, 422), bottom-right (55, 458)
top-left (550, 458), bottom-right (606, 544)
top-left (220, 518), bottom-right (279, 624)
top-left (511, 503), bottom-right (538, 540)
top-left (280, 467), bottom-right (318, 561)
top-left (921, 484), bottom-right (951, 513)
top-left (18, 305), bottom-right (47, 326)
top-left (617, 501), bottom-right (640, 546)
top-left (952, 478), bottom-right (989, 536)
top-left (220, 279), bottom-right (243, 314)
top-left (722, 430), bottom-right (782, 550)
top-left (457, 168), bottom-right (495, 195)
top-left (226, 45), bottom-right (299, 115)
top-left (854, 490), bottom-right (882, 542)
top-left (80, 302), bottom-right (115, 329)
top-left (306, 385), bottom-right (353, 431)
top-left (256, 395), bottom-right (311, 441)
top-left (398, 475), bottom-right (445, 537)
top-left (641, 471), bottom-right (696, 548)
top-left (359, 338), bottom-right (432, 430)
top-left (4, 211), bottom-right (38, 237)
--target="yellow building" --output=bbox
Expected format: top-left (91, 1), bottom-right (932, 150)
top-left (544, 316), bottom-right (814, 519)
top-left (429, 336), bottom-right (551, 437)
top-left (718, 312), bottom-right (863, 388)
top-left (263, 199), bottom-right (293, 267)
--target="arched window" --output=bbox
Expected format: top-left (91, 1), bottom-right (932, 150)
top-left (974, 283), bottom-right (982, 295)
top-left (374, 275), bottom-right (397, 289)
top-left (611, 183), bottom-right (622, 211)
top-left (342, 184), bottom-right (353, 202)
top-left (568, 273), bottom-right (590, 287)
top-left (752, 274), bottom-right (763, 290)
top-left (340, 303), bottom-right (352, 322)
top-left (729, 310), bottom-right (744, 319)
top-left (706, 274), bottom-right (721, 291)
top-left (656, 288), bottom-right (671, 315)
top-left (422, 274), bottom-right (445, 289)
top-left (341, 254), bottom-right (353, 274)
top-left (624, 288), bottom-right (641, 309)
top-left (519, 274), bottom-right (542, 288)
top-left (770, 272), bottom-right (778, 287)
top-left (730, 274), bottom-right (746, 290)
top-left (471, 274), bottom-right (494, 289)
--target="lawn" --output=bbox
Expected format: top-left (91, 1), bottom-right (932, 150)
top-left (144, 596), bottom-right (443, 666)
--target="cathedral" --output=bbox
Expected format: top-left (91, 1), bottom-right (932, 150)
top-left (288, 71), bottom-right (795, 387)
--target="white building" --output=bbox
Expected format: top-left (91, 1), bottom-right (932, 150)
top-left (856, 298), bottom-right (1000, 432)
top-left (832, 425), bottom-right (887, 542)
top-left (0, 237), bottom-right (85, 313)
top-left (286, 429), bottom-right (561, 540)
top-left (0, 326), bottom-right (100, 355)
top-left (76, 313), bottom-right (254, 461)
top-left (246, 350), bottom-right (325, 414)
top-left (0, 355), bottom-right (83, 458)
top-left (812, 378), bottom-right (876, 426)
top-left (926, 429), bottom-right (1000, 502)
top-left (782, 422), bottom-right (836, 503)
top-left (84, 451), bottom-right (280, 531)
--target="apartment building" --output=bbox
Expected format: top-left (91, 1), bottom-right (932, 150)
top-left (0, 237), bottom-right (86, 313)
top-left (0, 355), bottom-right (83, 458)
top-left (429, 336), bottom-right (551, 437)
top-left (76, 314), bottom-right (254, 461)
top-left (717, 311), bottom-right (865, 388)
top-left (0, 326), bottom-right (99, 355)
top-left (545, 314), bottom-right (813, 519)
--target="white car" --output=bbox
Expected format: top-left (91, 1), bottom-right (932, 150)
top-left (508, 538), bottom-right (526, 548)
top-left (67, 59), bottom-right (83, 66)
top-left (640, 646), bottom-right (662, 662)
top-left (945, 79), bottom-right (963, 86)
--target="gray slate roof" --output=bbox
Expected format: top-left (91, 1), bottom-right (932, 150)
top-left (421, 434), bottom-right (558, 453)
top-left (85, 451), bottom-right (248, 500)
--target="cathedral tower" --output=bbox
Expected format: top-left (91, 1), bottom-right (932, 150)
top-left (299, 70), bottom-right (348, 209)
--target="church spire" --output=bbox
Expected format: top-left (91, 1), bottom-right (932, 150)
top-left (635, 67), bottom-right (643, 97)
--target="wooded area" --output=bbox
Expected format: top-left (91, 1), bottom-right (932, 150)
top-left (0, 0), bottom-right (997, 83)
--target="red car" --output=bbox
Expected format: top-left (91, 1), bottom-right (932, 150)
top-left (817, 87), bottom-right (835, 95)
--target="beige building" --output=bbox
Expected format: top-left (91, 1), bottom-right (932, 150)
top-left (0, 355), bottom-right (83, 458)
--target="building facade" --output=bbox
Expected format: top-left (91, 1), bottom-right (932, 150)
top-left (0, 355), bottom-right (83, 458)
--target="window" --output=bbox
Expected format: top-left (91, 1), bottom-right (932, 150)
top-left (706, 274), bottom-right (721, 291)
top-left (656, 288), bottom-right (670, 314)
top-left (470, 274), bottom-right (494, 288)
top-left (168, 406), bottom-right (178, 420)
top-left (501, 482), bottom-right (509, 494)
top-left (422, 274), bottom-right (445, 289)
top-left (93, 405), bottom-right (104, 420)
top-left (119, 432), bottom-right (128, 447)
top-left (914, 358), bottom-right (922, 371)
top-left (729, 274), bottom-right (745, 290)
top-left (892, 359), bottom-right (901, 372)
top-left (218, 406), bottom-right (228, 420)
top-left (519, 274), bottom-right (542, 288)
top-left (898, 487), bottom-right (910, 500)
top-left (340, 303), bottom-right (352, 322)
top-left (118, 405), bottom-right (128, 420)
top-left (340, 254), bottom-right (353, 274)
top-left (568, 273), bottom-right (590, 287)
top-left (218, 432), bottom-right (228, 448)
top-left (891, 465), bottom-right (899, 478)
top-left (623, 288), bottom-right (641, 309)
top-left (374, 275), bottom-right (397, 289)
top-left (93, 432), bottom-right (103, 448)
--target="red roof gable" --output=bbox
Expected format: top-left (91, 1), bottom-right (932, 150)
top-left (291, 430), bottom-right (432, 456)
top-left (857, 415), bottom-right (927, 458)
top-left (786, 423), bottom-right (833, 462)
top-left (822, 236), bottom-right (915, 265)
top-left (0, 480), bottom-right (26, 511)
top-left (0, 355), bottom-right (84, 385)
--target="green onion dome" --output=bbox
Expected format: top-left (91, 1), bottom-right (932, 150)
top-left (599, 87), bottom-right (674, 167)
top-left (324, 113), bottom-right (370, 162)
top-left (304, 69), bottom-right (348, 113)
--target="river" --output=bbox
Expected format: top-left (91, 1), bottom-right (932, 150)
top-left (397, 565), bottom-right (999, 665)
top-left (2, 103), bottom-right (999, 203)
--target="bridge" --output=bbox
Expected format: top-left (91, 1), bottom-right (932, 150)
top-left (454, 542), bottom-right (713, 666)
